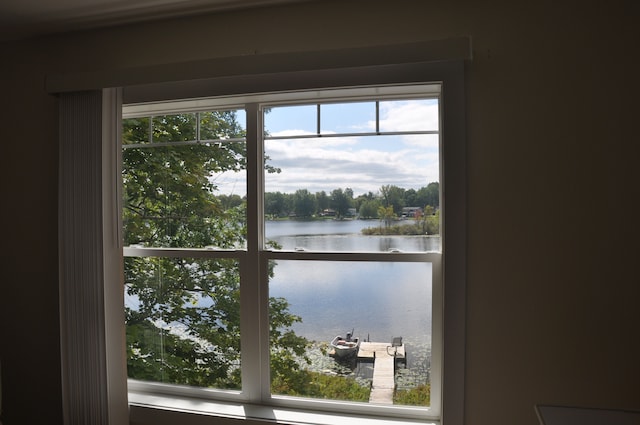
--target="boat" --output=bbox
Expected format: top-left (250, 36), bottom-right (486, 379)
top-left (330, 331), bottom-right (360, 358)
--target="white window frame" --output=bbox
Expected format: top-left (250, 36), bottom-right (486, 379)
top-left (54, 41), bottom-right (467, 425)
top-left (122, 85), bottom-right (444, 423)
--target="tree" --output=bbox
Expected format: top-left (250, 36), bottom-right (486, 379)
top-left (379, 184), bottom-right (405, 215)
top-left (265, 191), bottom-right (290, 217)
top-left (359, 199), bottom-right (381, 219)
top-left (122, 112), bottom-right (308, 390)
top-left (315, 190), bottom-right (330, 213)
top-left (403, 188), bottom-right (418, 207)
top-left (353, 191), bottom-right (375, 211)
top-left (293, 189), bottom-right (317, 218)
top-left (219, 194), bottom-right (244, 209)
top-left (330, 188), bottom-right (353, 218)
top-left (377, 205), bottom-right (395, 229)
top-left (416, 182), bottom-right (439, 210)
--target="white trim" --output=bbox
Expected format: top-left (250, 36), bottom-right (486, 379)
top-left (242, 102), bottom-right (269, 402)
top-left (129, 392), bottom-right (439, 425)
top-left (102, 88), bottom-right (130, 425)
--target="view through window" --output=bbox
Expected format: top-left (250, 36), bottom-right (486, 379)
top-left (122, 85), bottom-right (442, 417)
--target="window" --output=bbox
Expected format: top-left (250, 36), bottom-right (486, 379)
top-left (122, 85), bottom-right (446, 422)
top-left (53, 40), bottom-right (468, 425)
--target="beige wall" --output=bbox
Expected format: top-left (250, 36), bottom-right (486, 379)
top-left (1, 0), bottom-right (638, 424)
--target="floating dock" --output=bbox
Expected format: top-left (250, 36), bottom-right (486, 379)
top-left (357, 341), bottom-right (405, 405)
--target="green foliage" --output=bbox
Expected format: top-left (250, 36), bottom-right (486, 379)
top-left (361, 210), bottom-right (439, 236)
top-left (122, 112), bottom-right (247, 249)
top-left (358, 199), bottom-right (381, 219)
top-left (424, 210), bottom-right (440, 235)
top-left (315, 190), bottom-right (330, 211)
top-left (272, 370), bottom-right (370, 402)
top-left (124, 255), bottom-right (244, 388)
top-left (361, 204), bottom-right (440, 235)
top-left (264, 191), bottom-right (291, 217)
top-left (380, 184), bottom-right (405, 215)
top-left (416, 182), bottom-right (439, 210)
top-left (126, 307), bottom-right (241, 389)
top-left (330, 188), bottom-right (354, 217)
top-left (394, 384), bottom-right (430, 406)
top-left (293, 189), bottom-right (317, 218)
top-left (377, 205), bottom-right (396, 228)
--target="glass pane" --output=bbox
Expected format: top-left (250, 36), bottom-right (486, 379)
top-left (378, 99), bottom-right (439, 132)
top-left (125, 256), bottom-right (242, 390)
top-left (320, 101), bottom-right (375, 134)
top-left (269, 260), bottom-right (432, 406)
top-left (264, 104), bottom-right (317, 137)
top-left (264, 132), bottom-right (440, 252)
top-left (123, 113), bottom-right (247, 249)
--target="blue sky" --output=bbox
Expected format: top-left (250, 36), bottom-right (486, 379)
top-left (214, 99), bottom-right (440, 197)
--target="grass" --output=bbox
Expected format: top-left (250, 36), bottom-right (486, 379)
top-left (393, 383), bottom-right (430, 406)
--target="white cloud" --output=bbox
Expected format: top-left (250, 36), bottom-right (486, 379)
top-left (265, 137), bottom-right (439, 196)
top-left (378, 100), bottom-right (439, 132)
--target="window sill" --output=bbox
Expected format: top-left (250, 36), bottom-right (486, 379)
top-left (129, 391), bottom-right (439, 425)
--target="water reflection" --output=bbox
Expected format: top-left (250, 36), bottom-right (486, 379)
top-left (266, 219), bottom-right (441, 252)
top-left (269, 260), bottom-right (432, 345)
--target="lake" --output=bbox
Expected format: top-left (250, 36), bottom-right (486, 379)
top-left (266, 219), bottom-right (439, 385)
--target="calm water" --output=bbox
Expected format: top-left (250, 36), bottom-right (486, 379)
top-left (266, 219), bottom-right (439, 383)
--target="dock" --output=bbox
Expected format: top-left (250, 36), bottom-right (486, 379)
top-left (357, 341), bottom-right (405, 404)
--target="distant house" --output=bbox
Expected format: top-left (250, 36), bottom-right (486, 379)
top-left (320, 208), bottom-right (336, 217)
top-left (401, 207), bottom-right (423, 218)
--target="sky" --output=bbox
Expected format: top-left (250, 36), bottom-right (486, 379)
top-left (213, 99), bottom-right (440, 197)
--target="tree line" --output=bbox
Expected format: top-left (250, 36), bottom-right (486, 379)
top-left (263, 183), bottom-right (439, 219)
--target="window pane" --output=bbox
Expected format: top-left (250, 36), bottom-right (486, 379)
top-left (125, 256), bottom-right (242, 390)
top-left (264, 132), bottom-right (440, 252)
top-left (264, 104), bottom-right (317, 136)
top-left (378, 99), bottom-right (439, 132)
top-left (122, 112), bottom-right (247, 249)
top-left (269, 260), bottom-right (432, 406)
top-left (320, 101), bottom-right (375, 134)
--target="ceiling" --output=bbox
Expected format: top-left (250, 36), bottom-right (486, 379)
top-left (0, 0), bottom-right (308, 41)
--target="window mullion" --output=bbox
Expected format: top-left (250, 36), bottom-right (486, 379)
top-left (240, 103), bottom-right (270, 402)
top-left (245, 103), bottom-right (264, 252)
